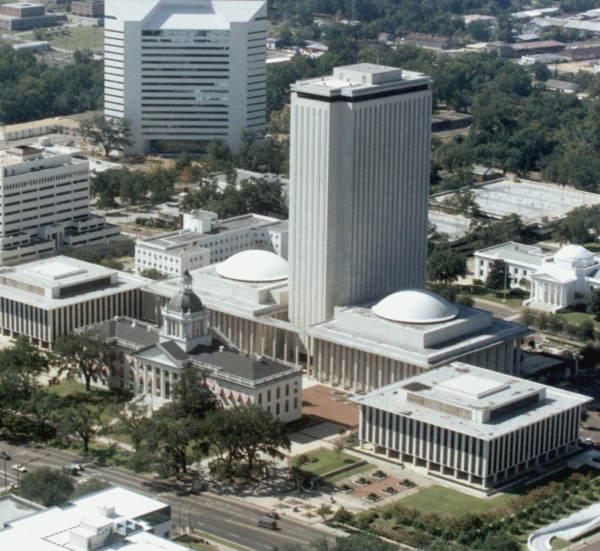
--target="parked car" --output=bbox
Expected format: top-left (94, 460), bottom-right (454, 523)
top-left (11, 464), bottom-right (27, 473)
top-left (257, 517), bottom-right (278, 530)
top-left (0, 451), bottom-right (10, 461)
top-left (62, 463), bottom-right (84, 475)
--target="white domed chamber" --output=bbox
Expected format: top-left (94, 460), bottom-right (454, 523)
top-left (216, 250), bottom-right (289, 283)
top-left (554, 244), bottom-right (596, 269)
top-left (372, 289), bottom-right (459, 324)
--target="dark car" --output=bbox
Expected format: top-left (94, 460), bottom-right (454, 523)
top-left (0, 451), bottom-right (10, 461)
top-left (257, 517), bottom-right (278, 530)
top-left (266, 511), bottom-right (280, 520)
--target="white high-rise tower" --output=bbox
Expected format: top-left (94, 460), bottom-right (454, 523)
top-left (289, 64), bottom-right (432, 328)
top-left (104, 0), bottom-right (267, 154)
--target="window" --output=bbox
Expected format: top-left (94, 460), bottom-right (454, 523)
top-left (258, 393), bottom-right (262, 405)
top-left (267, 390), bottom-right (271, 402)
top-left (276, 387), bottom-right (280, 399)
top-left (285, 400), bottom-right (289, 413)
top-left (276, 403), bottom-right (280, 415)
top-left (285, 384), bottom-right (289, 396)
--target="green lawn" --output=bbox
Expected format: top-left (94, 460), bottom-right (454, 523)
top-left (50, 27), bottom-right (104, 51)
top-left (329, 463), bottom-right (373, 484)
top-left (551, 538), bottom-right (570, 550)
top-left (18, 27), bottom-right (104, 51)
top-left (398, 486), bottom-right (514, 517)
top-left (476, 291), bottom-right (528, 309)
top-left (47, 379), bottom-right (88, 397)
top-left (557, 310), bottom-right (600, 328)
top-left (295, 447), bottom-right (359, 477)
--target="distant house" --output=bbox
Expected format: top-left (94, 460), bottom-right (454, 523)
top-left (508, 40), bottom-right (565, 57)
top-left (472, 164), bottom-right (502, 183)
top-left (401, 32), bottom-right (453, 50)
top-left (545, 79), bottom-right (581, 94)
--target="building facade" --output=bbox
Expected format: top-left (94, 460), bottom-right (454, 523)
top-left (0, 145), bottom-right (119, 265)
top-left (474, 242), bottom-right (544, 287)
top-left (90, 271), bottom-right (302, 422)
top-left (135, 211), bottom-right (288, 276)
top-left (0, 2), bottom-right (64, 30)
top-left (104, 0), bottom-right (267, 154)
top-left (71, 0), bottom-right (104, 18)
top-left (0, 256), bottom-right (147, 347)
top-left (475, 242), bottom-right (600, 311)
top-left (356, 363), bottom-right (591, 491)
top-left (289, 64), bottom-right (432, 328)
top-left (142, 252), bottom-right (528, 392)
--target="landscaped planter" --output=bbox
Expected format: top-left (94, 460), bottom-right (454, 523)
top-left (365, 492), bottom-right (381, 502)
top-left (372, 470), bottom-right (387, 479)
top-left (355, 477), bottom-right (371, 486)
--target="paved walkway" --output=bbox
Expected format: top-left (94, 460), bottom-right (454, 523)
top-left (528, 503), bottom-right (600, 551)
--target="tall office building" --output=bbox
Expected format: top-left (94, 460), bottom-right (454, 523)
top-left (104, 0), bottom-right (267, 154)
top-left (289, 64), bottom-right (432, 328)
top-left (0, 145), bottom-right (118, 265)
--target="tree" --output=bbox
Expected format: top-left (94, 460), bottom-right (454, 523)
top-left (427, 248), bottom-right (467, 284)
top-left (79, 115), bottom-right (133, 157)
top-left (171, 367), bottom-right (220, 419)
top-left (316, 503), bottom-right (333, 522)
top-left (18, 467), bottom-right (74, 506)
top-left (206, 406), bottom-right (290, 476)
top-left (53, 331), bottom-right (112, 391)
top-left (148, 403), bottom-right (206, 476)
top-left (585, 288), bottom-right (600, 318)
top-left (140, 268), bottom-right (167, 280)
top-left (477, 532), bottom-right (520, 551)
top-left (117, 402), bottom-right (152, 453)
top-left (56, 401), bottom-right (104, 452)
top-left (487, 260), bottom-right (508, 291)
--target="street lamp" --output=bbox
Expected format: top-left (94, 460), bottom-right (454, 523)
top-left (2, 457), bottom-right (6, 489)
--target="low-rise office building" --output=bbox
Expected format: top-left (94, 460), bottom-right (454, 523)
top-left (88, 270), bottom-right (302, 422)
top-left (135, 211), bottom-right (288, 277)
top-left (475, 242), bottom-right (600, 311)
top-left (0, 255), bottom-right (147, 347)
top-left (474, 242), bottom-right (545, 286)
top-left (0, 486), bottom-right (186, 550)
top-left (0, 2), bottom-right (64, 30)
top-left (355, 362), bottom-right (591, 491)
top-left (71, 0), bottom-right (104, 18)
top-left (0, 144), bottom-right (119, 265)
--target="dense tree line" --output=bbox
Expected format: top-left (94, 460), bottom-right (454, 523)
top-left (0, 47), bottom-right (102, 124)
top-left (268, 0), bottom-right (521, 37)
top-left (181, 177), bottom-right (288, 219)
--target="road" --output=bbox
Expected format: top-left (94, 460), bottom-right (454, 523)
top-left (0, 442), bottom-right (334, 551)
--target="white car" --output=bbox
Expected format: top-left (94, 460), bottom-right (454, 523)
top-left (11, 464), bottom-right (27, 473)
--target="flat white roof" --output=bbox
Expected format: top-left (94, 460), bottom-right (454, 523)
top-left (438, 373), bottom-right (509, 398)
top-left (432, 178), bottom-right (600, 225)
top-left (106, 0), bottom-right (265, 27)
top-left (0, 486), bottom-right (185, 550)
top-left (291, 63), bottom-right (430, 99)
top-left (475, 241), bottom-right (545, 268)
top-left (0, 256), bottom-right (149, 309)
top-left (355, 362), bottom-right (592, 439)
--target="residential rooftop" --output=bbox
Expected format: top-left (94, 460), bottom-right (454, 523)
top-left (354, 362), bottom-right (592, 439)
